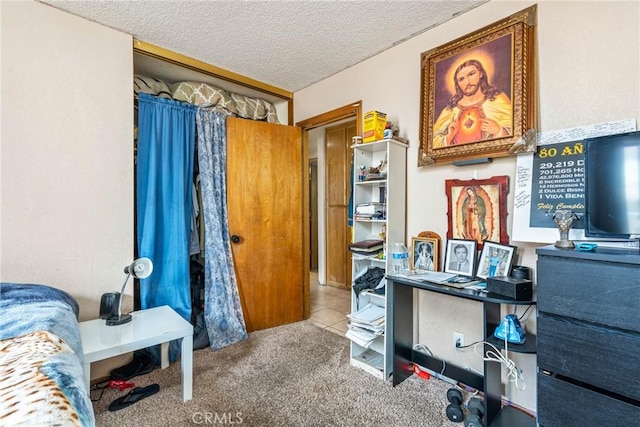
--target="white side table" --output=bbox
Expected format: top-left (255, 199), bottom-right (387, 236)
top-left (79, 305), bottom-right (193, 401)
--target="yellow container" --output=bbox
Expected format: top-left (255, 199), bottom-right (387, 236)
top-left (363, 111), bottom-right (387, 142)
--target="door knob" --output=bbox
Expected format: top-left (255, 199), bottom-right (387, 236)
top-left (231, 235), bottom-right (240, 243)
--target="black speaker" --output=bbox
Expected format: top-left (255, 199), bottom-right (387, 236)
top-left (99, 292), bottom-right (120, 319)
top-left (486, 276), bottom-right (532, 301)
top-left (511, 265), bottom-right (532, 280)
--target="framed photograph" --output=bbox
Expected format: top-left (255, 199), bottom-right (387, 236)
top-left (476, 241), bottom-right (516, 280)
top-left (445, 175), bottom-right (509, 250)
top-left (444, 239), bottom-right (477, 277)
top-left (418, 6), bottom-right (537, 166)
top-left (411, 237), bottom-right (439, 271)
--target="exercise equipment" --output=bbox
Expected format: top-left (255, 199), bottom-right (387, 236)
top-left (464, 397), bottom-right (485, 427)
top-left (445, 388), bottom-right (464, 423)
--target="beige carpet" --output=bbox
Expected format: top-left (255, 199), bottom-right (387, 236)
top-left (92, 321), bottom-right (459, 426)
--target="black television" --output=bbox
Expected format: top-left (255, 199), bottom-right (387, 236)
top-left (584, 130), bottom-right (640, 241)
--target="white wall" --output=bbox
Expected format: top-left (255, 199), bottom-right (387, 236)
top-left (1, 1), bottom-right (133, 321)
top-left (294, 0), bottom-right (640, 412)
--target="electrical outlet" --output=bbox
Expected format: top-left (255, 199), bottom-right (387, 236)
top-left (453, 331), bottom-right (465, 350)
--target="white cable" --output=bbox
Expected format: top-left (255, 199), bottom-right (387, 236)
top-left (473, 340), bottom-right (526, 391)
top-left (412, 343), bottom-right (433, 356)
top-left (466, 366), bottom-right (483, 376)
top-left (411, 343), bottom-right (458, 385)
top-left (411, 343), bottom-right (445, 375)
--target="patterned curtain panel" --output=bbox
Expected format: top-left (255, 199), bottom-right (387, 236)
top-left (137, 93), bottom-right (196, 361)
top-left (196, 109), bottom-right (248, 350)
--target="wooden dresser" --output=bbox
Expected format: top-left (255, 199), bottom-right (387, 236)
top-left (536, 245), bottom-right (640, 426)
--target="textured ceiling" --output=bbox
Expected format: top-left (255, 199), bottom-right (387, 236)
top-left (40, 0), bottom-right (487, 92)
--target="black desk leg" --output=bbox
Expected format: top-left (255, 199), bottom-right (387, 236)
top-left (483, 302), bottom-right (502, 425)
top-left (392, 280), bottom-right (414, 386)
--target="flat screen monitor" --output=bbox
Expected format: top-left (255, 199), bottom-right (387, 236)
top-left (584, 130), bottom-right (640, 239)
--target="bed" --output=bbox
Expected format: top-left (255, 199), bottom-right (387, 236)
top-left (0, 283), bottom-right (95, 426)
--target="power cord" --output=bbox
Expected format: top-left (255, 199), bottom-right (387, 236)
top-left (90, 380), bottom-right (110, 402)
top-left (413, 343), bottom-right (433, 356)
top-left (90, 379), bottom-right (136, 401)
top-left (473, 339), bottom-right (526, 391)
top-left (412, 343), bottom-right (457, 385)
top-left (414, 335), bottom-right (526, 392)
top-left (514, 304), bottom-right (535, 321)
top-left (456, 339), bottom-right (483, 349)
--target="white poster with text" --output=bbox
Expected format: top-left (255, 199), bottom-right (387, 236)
top-left (512, 119), bottom-right (636, 244)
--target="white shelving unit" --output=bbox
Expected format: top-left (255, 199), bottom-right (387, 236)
top-left (349, 138), bottom-right (407, 380)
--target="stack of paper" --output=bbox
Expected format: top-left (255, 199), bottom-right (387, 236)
top-left (355, 203), bottom-right (385, 214)
top-left (345, 303), bottom-right (385, 348)
top-left (354, 203), bottom-right (386, 220)
top-left (412, 270), bottom-right (457, 283)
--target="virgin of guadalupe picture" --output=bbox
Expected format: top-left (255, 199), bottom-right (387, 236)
top-left (454, 185), bottom-right (499, 246)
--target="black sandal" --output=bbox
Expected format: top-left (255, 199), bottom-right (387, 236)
top-left (110, 350), bottom-right (156, 380)
top-left (108, 384), bottom-right (160, 411)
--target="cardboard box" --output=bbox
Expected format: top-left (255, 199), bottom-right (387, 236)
top-left (363, 111), bottom-right (387, 142)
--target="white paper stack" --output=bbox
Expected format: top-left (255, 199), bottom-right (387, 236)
top-left (354, 203), bottom-right (386, 220)
top-left (355, 203), bottom-right (385, 214)
top-left (345, 303), bottom-right (385, 348)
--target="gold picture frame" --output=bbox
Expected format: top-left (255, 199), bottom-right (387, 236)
top-left (418, 6), bottom-right (537, 166)
top-left (410, 236), bottom-right (439, 271)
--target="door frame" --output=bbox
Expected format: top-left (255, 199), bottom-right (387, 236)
top-left (297, 102), bottom-right (362, 292)
top-left (309, 158), bottom-right (319, 271)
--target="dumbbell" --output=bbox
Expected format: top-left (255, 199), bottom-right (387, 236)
top-left (445, 388), bottom-right (464, 423)
top-left (464, 397), bottom-right (485, 427)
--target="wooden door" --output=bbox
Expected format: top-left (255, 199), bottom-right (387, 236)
top-left (325, 122), bottom-right (355, 289)
top-left (227, 117), bottom-right (305, 332)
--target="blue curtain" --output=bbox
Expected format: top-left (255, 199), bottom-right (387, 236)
top-left (136, 94), bottom-right (196, 360)
top-left (196, 109), bottom-right (248, 349)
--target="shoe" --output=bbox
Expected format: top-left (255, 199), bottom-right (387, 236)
top-left (108, 384), bottom-right (160, 412)
top-left (110, 351), bottom-right (155, 380)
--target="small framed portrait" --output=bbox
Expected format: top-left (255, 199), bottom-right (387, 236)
top-left (476, 241), bottom-right (516, 280)
top-left (444, 239), bottom-right (477, 277)
top-left (411, 237), bottom-right (439, 271)
top-left (445, 175), bottom-right (509, 250)
top-left (418, 6), bottom-right (537, 166)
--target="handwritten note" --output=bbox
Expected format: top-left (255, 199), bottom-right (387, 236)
top-left (514, 165), bottom-right (532, 209)
top-left (538, 119), bottom-right (636, 146)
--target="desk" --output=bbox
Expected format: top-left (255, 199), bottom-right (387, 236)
top-left (79, 305), bottom-right (193, 401)
top-left (387, 275), bottom-right (536, 427)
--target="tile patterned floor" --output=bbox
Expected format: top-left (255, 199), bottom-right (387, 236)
top-left (308, 272), bottom-right (351, 336)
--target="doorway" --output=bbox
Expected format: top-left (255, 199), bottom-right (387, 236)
top-left (297, 102), bottom-right (362, 290)
top-left (309, 158), bottom-right (318, 272)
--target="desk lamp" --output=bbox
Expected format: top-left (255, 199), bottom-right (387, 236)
top-left (101, 257), bottom-right (153, 326)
